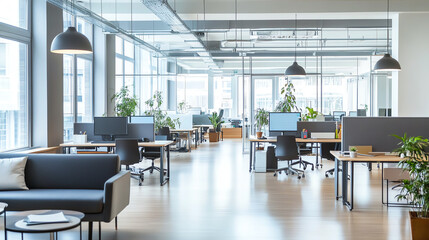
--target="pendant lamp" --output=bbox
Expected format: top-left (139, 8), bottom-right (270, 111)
top-left (51, 1), bottom-right (92, 54)
top-left (285, 14), bottom-right (306, 77)
top-left (374, 0), bottom-right (400, 71)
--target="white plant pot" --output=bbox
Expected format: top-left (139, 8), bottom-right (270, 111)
top-left (350, 152), bottom-right (357, 158)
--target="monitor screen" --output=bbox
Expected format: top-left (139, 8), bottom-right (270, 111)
top-left (130, 116), bottom-right (154, 124)
top-left (94, 117), bottom-right (128, 136)
top-left (269, 112), bottom-right (300, 132)
top-left (333, 111), bottom-right (346, 121)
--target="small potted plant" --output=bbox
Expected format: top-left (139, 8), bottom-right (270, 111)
top-left (208, 112), bottom-right (224, 142)
top-left (255, 108), bottom-right (269, 139)
top-left (303, 107), bottom-right (320, 121)
top-left (393, 134), bottom-right (429, 240)
top-left (349, 147), bottom-right (357, 158)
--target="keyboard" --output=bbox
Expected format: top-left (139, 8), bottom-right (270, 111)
top-left (91, 141), bottom-right (115, 143)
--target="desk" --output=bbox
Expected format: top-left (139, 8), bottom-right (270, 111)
top-left (170, 129), bottom-right (198, 151)
top-left (60, 141), bottom-right (174, 186)
top-left (249, 137), bottom-right (341, 172)
top-left (330, 151), bottom-right (401, 211)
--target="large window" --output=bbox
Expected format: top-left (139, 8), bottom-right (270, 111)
top-left (0, 0), bottom-right (28, 29)
top-left (63, 15), bottom-right (93, 141)
top-left (0, 38), bottom-right (28, 151)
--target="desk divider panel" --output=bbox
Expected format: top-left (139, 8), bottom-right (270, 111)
top-left (342, 117), bottom-right (429, 152)
top-left (297, 121), bottom-right (337, 134)
top-left (74, 122), bottom-right (155, 142)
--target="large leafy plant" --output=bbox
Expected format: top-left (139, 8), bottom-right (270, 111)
top-left (255, 108), bottom-right (269, 131)
top-left (208, 112), bottom-right (225, 132)
top-left (144, 91), bottom-right (180, 131)
top-left (275, 80), bottom-right (300, 112)
top-left (393, 134), bottom-right (429, 218)
top-left (111, 86), bottom-right (138, 117)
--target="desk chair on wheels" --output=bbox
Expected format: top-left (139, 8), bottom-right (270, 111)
top-left (140, 131), bottom-right (169, 176)
top-left (291, 144), bottom-right (314, 171)
top-left (274, 136), bottom-right (305, 179)
top-left (115, 139), bottom-right (144, 186)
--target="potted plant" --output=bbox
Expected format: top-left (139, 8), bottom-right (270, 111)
top-left (393, 134), bottom-right (429, 240)
top-left (177, 101), bottom-right (187, 114)
top-left (349, 147), bottom-right (357, 158)
top-left (111, 86), bottom-right (138, 117)
top-left (275, 80), bottom-right (300, 113)
top-left (144, 91), bottom-right (180, 132)
top-left (208, 112), bottom-right (224, 142)
top-left (255, 108), bottom-right (269, 139)
top-left (303, 107), bottom-right (320, 121)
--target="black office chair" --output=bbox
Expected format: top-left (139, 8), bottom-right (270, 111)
top-left (291, 144), bottom-right (315, 171)
top-left (274, 135), bottom-right (305, 179)
top-left (140, 132), bottom-right (169, 175)
top-left (115, 139), bottom-right (144, 186)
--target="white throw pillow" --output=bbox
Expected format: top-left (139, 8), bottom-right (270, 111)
top-left (0, 157), bottom-right (29, 190)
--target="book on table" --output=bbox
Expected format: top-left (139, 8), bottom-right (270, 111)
top-left (24, 212), bottom-right (70, 225)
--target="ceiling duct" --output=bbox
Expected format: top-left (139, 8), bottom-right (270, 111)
top-left (142, 0), bottom-right (219, 69)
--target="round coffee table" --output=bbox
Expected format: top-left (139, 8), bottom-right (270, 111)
top-left (0, 203), bottom-right (8, 240)
top-left (5, 210), bottom-right (84, 240)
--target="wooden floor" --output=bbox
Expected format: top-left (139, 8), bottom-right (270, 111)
top-left (2, 139), bottom-right (412, 240)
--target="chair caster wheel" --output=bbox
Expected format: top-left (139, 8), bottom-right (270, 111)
top-left (330, 172), bottom-right (333, 175)
top-left (298, 176), bottom-right (301, 179)
top-left (274, 173), bottom-right (277, 177)
top-left (303, 166), bottom-right (307, 170)
top-left (291, 172), bottom-right (295, 175)
top-left (279, 171), bottom-right (282, 174)
top-left (302, 174), bottom-right (305, 178)
top-left (325, 174), bottom-right (329, 178)
top-left (311, 166), bottom-right (314, 171)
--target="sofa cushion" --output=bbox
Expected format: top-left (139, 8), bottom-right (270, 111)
top-left (0, 157), bottom-right (29, 190)
top-left (0, 189), bottom-right (104, 213)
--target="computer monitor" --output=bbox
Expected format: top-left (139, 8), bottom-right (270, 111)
top-left (349, 111), bottom-right (357, 117)
top-left (130, 116), bottom-right (154, 124)
top-left (269, 112), bottom-right (301, 133)
top-left (357, 109), bottom-right (367, 116)
top-left (94, 117), bottom-right (128, 141)
top-left (333, 111), bottom-right (346, 121)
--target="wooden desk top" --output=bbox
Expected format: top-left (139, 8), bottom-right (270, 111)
top-left (60, 141), bottom-right (175, 148)
top-left (330, 151), bottom-right (402, 162)
top-left (249, 137), bottom-right (341, 143)
top-left (170, 129), bottom-right (196, 133)
top-left (193, 125), bottom-right (213, 128)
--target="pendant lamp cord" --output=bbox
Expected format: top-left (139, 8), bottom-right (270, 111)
top-left (235, 0), bottom-right (238, 51)
top-left (294, 13), bottom-right (297, 62)
top-left (386, 0), bottom-right (389, 54)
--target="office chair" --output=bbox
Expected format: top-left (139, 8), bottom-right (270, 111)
top-left (115, 139), bottom-right (144, 186)
top-left (274, 135), bottom-right (305, 179)
top-left (140, 131), bottom-right (169, 175)
top-left (291, 145), bottom-right (314, 171)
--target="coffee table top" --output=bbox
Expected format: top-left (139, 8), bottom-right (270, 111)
top-left (5, 210), bottom-right (84, 233)
top-left (0, 202), bottom-right (7, 215)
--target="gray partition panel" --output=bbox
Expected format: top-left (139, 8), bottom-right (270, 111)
top-left (342, 117), bottom-right (429, 152)
top-left (74, 123), bottom-right (102, 141)
top-left (74, 122), bottom-right (155, 142)
top-left (297, 121), bottom-right (337, 134)
top-left (120, 123), bottom-right (155, 142)
top-left (193, 114), bottom-right (211, 125)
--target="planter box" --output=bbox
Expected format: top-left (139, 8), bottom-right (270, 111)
top-left (223, 128), bottom-right (242, 138)
top-left (209, 132), bottom-right (219, 142)
top-left (410, 211), bottom-right (429, 240)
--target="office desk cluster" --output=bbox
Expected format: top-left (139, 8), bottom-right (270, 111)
top-left (60, 141), bottom-right (174, 186)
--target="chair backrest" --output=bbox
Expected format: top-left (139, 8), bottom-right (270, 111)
top-left (158, 127), bottom-right (172, 140)
top-left (275, 135), bottom-right (299, 160)
top-left (115, 139), bottom-right (141, 166)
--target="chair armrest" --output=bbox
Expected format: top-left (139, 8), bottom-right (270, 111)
top-left (103, 171), bottom-right (131, 222)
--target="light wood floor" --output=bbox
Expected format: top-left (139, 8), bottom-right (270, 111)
top-left (2, 139), bottom-right (412, 240)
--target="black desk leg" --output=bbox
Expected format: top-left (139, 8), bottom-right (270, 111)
top-left (160, 146), bottom-right (164, 186)
top-left (342, 161), bottom-right (349, 206)
top-left (249, 141), bottom-right (253, 172)
top-left (4, 208), bottom-right (7, 240)
top-left (167, 145), bottom-right (170, 180)
top-left (334, 157), bottom-right (339, 200)
top-left (382, 162), bottom-right (385, 204)
top-left (350, 162), bottom-right (354, 210)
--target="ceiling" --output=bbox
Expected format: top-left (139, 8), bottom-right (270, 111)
top-left (68, 0), bottom-right (429, 74)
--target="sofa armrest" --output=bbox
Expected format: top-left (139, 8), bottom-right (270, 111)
top-left (102, 171), bottom-right (131, 222)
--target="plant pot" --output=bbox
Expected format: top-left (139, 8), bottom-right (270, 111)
top-left (409, 211), bottom-right (429, 240)
top-left (350, 152), bottom-right (357, 158)
top-left (256, 131), bottom-right (263, 139)
top-left (209, 132), bottom-right (219, 142)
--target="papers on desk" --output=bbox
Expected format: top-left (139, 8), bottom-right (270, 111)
top-left (24, 212), bottom-right (69, 225)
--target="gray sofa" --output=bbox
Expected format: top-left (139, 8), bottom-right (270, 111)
top-left (0, 153), bottom-right (130, 240)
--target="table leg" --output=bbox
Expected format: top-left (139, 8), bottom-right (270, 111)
top-left (350, 162), bottom-right (354, 210)
top-left (249, 141), bottom-right (253, 172)
top-left (334, 157), bottom-right (339, 200)
top-left (167, 145), bottom-right (170, 180)
top-left (342, 161), bottom-right (349, 206)
top-left (50, 232), bottom-right (54, 240)
top-left (188, 132), bottom-right (191, 152)
top-left (160, 146), bottom-right (164, 186)
top-left (4, 208), bottom-right (7, 240)
top-left (382, 162), bottom-right (385, 204)
top-left (80, 223), bottom-right (82, 240)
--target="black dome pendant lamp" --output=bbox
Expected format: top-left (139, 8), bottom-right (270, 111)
top-left (374, 0), bottom-right (401, 72)
top-left (51, 0), bottom-right (92, 54)
top-left (285, 14), bottom-right (306, 77)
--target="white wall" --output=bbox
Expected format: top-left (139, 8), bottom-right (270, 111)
top-left (392, 12), bottom-right (429, 117)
